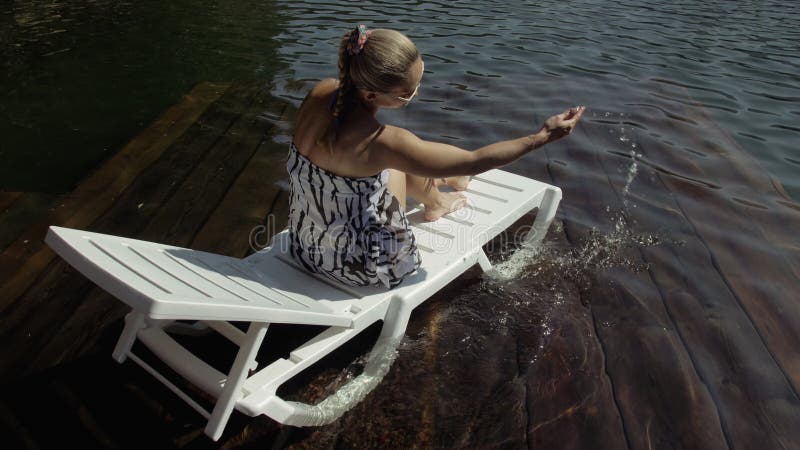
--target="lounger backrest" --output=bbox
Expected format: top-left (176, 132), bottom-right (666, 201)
top-left (45, 226), bottom-right (353, 327)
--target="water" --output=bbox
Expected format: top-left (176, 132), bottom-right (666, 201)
top-left (1, 0), bottom-right (288, 192)
top-left (3, 0), bottom-right (799, 447)
top-left (285, 337), bottom-right (403, 426)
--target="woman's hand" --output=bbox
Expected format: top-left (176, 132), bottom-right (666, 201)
top-left (541, 106), bottom-right (586, 143)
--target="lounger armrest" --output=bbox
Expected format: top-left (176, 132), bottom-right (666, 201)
top-left (146, 295), bottom-right (354, 327)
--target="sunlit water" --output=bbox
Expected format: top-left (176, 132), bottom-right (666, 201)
top-left (3, 0), bottom-right (799, 447)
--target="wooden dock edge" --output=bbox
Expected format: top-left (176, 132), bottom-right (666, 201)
top-left (0, 82), bottom-right (231, 311)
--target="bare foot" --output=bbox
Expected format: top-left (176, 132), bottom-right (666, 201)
top-left (433, 176), bottom-right (471, 191)
top-left (447, 176), bottom-right (471, 191)
top-left (423, 191), bottom-right (468, 221)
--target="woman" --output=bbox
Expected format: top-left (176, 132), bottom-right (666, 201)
top-left (287, 25), bottom-right (585, 289)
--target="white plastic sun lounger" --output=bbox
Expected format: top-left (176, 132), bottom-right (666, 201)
top-left (45, 168), bottom-right (560, 440)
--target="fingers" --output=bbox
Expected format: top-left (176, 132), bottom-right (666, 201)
top-left (565, 106), bottom-right (586, 126)
top-left (561, 106), bottom-right (586, 135)
top-left (559, 105), bottom-right (585, 122)
top-left (542, 106), bottom-right (586, 140)
top-left (568, 105), bottom-right (585, 119)
top-left (575, 105), bottom-right (586, 120)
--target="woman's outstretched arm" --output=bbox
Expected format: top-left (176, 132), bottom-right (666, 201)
top-left (371, 106), bottom-right (585, 178)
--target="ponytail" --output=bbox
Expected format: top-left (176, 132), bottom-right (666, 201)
top-left (320, 25), bottom-right (419, 152)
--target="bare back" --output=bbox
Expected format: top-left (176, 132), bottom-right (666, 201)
top-left (292, 79), bottom-right (387, 178)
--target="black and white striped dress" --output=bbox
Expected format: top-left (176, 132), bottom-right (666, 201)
top-left (286, 142), bottom-right (421, 289)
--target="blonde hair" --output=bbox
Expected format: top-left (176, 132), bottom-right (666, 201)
top-left (321, 28), bottom-right (419, 149)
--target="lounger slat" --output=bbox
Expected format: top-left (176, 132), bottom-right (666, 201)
top-left (235, 258), bottom-right (354, 307)
top-left (45, 231), bottom-right (169, 302)
top-left (470, 174), bottom-right (525, 192)
top-left (263, 232), bottom-right (389, 301)
top-left (407, 211), bottom-right (481, 250)
top-left (186, 244), bottom-right (352, 308)
top-left (132, 246), bottom-right (252, 301)
top-left (255, 253), bottom-right (386, 307)
top-left (164, 252), bottom-right (284, 306)
top-left (90, 239), bottom-right (211, 298)
top-left (463, 186), bottom-right (510, 204)
top-left (476, 169), bottom-right (549, 198)
top-left (461, 192), bottom-right (504, 218)
top-left (407, 224), bottom-right (452, 255)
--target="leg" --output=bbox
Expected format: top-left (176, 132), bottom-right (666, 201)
top-left (433, 176), bottom-right (471, 191)
top-left (387, 168), bottom-right (407, 210)
top-left (388, 169), bottom-right (468, 221)
top-left (405, 172), bottom-right (468, 221)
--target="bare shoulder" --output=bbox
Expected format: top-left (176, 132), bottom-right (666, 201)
top-left (307, 78), bottom-right (339, 101)
top-left (296, 79), bottom-right (338, 120)
top-left (294, 79), bottom-right (339, 149)
top-left (369, 124), bottom-right (477, 178)
top-left (368, 125), bottom-right (423, 168)
top-left (372, 125), bottom-right (418, 152)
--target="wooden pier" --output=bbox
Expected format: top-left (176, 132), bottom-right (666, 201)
top-left (0, 80), bottom-right (310, 448)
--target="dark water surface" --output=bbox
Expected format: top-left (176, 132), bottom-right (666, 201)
top-left (2, 0), bottom-right (799, 448)
top-left (1, 0), bottom-right (287, 192)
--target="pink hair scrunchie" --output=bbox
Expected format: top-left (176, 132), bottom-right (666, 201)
top-left (346, 24), bottom-right (373, 55)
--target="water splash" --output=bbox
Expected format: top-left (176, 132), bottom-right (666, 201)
top-left (476, 117), bottom-right (664, 366)
top-left (488, 211), bottom-right (657, 291)
top-left (618, 124), bottom-right (643, 208)
top-left (286, 337), bottom-right (402, 426)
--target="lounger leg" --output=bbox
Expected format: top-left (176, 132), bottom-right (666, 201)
top-left (112, 311), bottom-right (146, 363)
top-left (205, 322), bottom-right (269, 441)
top-left (377, 297), bottom-right (413, 342)
top-left (524, 187), bottom-right (562, 248)
top-left (477, 249), bottom-right (492, 272)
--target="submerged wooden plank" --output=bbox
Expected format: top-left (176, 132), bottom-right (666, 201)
top-left (85, 81), bottom-right (258, 241)
top-left (673, 93), bottom-right (800, 390)
top-left (545, 81), bottom-right (730, 449)
top-left (471, 154), bottom-right (629, 449)
top-left (523, 224), bottom-right (629, 450)
top-left (0, 192), bottom-right (60, 252)
top-left (0, 82), bottom-right (230, 311)
top-left (550, 156), bottom-right (728, 450)
top-left (0, 192), bottom-right (23, 213)
top-left (570, 82), bottom-right (800, 448)
top-left (602, 155), bottom-right (798, 448)
top-left (189, 100), bottom-right (292, 258)
top-left (135, 82), bottom-right (280, 247)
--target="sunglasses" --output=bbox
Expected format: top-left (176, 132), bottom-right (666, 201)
top-left (379, 61), bottom-right (425, 105)
top-left (387, 83), bottom-right (420, 105)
